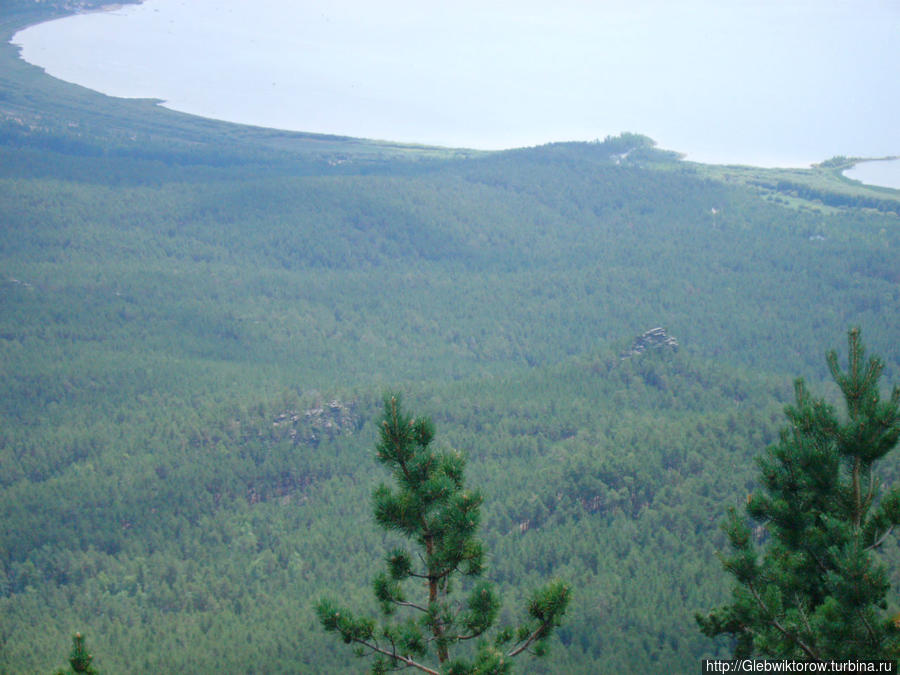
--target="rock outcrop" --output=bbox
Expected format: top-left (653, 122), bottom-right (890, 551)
top-left (623, 327), bottom-right (679, 357)
top-left (272, 398), bottom-right (361, 447)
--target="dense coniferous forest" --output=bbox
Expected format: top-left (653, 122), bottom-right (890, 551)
top-left (2, 2), bottom-right (900, 672)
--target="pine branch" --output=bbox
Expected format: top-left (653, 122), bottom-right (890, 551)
top-left (862, 467), bottom-right (877, 520)
top-left (795, 597), bottom-right (815, 642)
top-left (352, 637), bottom-right (441, 675)
top-left (864, 525), bottom-right (894, 552)
top-left (859, 608), bottom-right (878, 647)
top-left (747, 581), bottom-right (821, 661)
top-left (455, 632), bottom-right (481, 642)
top-left (391, 599), bottom-right (430, 613)
top-left (506, 625), bottom-right (546, 658)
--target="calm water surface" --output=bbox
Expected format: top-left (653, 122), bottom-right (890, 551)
top-left (843, 160), bottom-right (900, 191)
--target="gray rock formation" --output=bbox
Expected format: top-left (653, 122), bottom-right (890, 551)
top-left (623, 327), bottom-right (679, 357)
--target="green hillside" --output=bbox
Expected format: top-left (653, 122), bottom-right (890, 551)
top-left (2, 3), bottom-right (900, 673)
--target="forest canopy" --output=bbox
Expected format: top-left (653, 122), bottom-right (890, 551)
top-left (1, 3), bottom-right (899, 673)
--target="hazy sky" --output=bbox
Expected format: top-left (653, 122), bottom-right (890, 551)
top-left (13, 0), bottom-right (900, 166)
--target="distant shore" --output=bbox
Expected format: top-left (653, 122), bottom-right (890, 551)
top-left (76, 1), bottom-right (144, 16)
top-left (7, 1), bottom-right (900, 180)
top-left (10, 0), bottom-right (898, 168)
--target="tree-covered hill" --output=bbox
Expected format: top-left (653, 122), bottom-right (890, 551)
top-left (1, 3), bottom-right (900, 673)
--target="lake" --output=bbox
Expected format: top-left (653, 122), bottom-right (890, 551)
top-left (11, 0), bottom-right (900, 177)
top-left (843, 160), bottom-right (900, 191)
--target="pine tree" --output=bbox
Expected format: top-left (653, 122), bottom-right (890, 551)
top-left (697, 328), bottom-right (900, 659)
top-left (317, 395), bottom-right (570, 674)
top-left (53, 633), bottom-right (98, 675)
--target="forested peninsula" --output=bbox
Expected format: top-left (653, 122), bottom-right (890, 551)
top-left (2, 2), bottom-right (900, 673)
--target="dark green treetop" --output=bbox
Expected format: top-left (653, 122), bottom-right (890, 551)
top-left (697, 328), bottom-right (900, 659)
top-left (52, 633), bottom-right (98, 675)
top-left (317, 395), bottom-right (570, 674)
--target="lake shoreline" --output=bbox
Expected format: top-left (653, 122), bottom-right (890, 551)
top-left (5, 1), bottom-right (900, 189)
top-left (842, 157), bottom-right (900, 191)
top-left (9, 0), bottom-right (899, 170)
